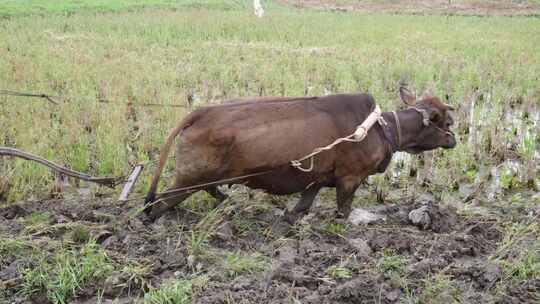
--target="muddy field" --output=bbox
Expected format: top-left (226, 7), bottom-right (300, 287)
top-left (1, 184), bottom-right (538, 303)
top-left (278, 0), bottom-right (540, 16)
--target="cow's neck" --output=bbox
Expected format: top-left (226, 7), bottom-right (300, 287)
top-left (382, 109), bottom-right (423, 152)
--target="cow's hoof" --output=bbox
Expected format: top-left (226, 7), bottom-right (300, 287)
top-left (141, 208), bottom-right (163, 224)
top-left (282, 210), bottom-right (300, 225)
top-left (143, 205), bottom-right (153, 216)
top-left (139, 213), bottom-right (154, 225)
top-left (271, 219), bottom-right (292, 237)
top-left (335, 210), bottom-right (351, 220)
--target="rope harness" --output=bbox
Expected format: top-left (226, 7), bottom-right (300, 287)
top-left (290, 105), bottom-right (386, 172)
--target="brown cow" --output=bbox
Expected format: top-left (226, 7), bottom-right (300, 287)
top-left (144, 87), bottom-right (456, 222)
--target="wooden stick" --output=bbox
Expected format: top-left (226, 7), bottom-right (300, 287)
top-left (0, 89), bottom-right (59, 105)
top-left (0, 89), bottom-right (188, 108)
top-left (0, 147), bottom-right (122, 188)
top-left (118, 164), bottom-right (144, 201)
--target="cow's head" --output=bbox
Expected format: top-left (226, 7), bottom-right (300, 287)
top-left (397, 87), bottom-right (456, 154)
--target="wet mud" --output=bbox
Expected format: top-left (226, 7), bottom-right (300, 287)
top-left (1, 187), bottom-right (538, 303)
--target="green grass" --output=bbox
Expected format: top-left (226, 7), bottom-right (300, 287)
top-left (419, 273), bottom-right (461, 303)
top-left (143, 279), bottom-right (192, 304)
top-left (491, 222), bottom-right (540, 281)
top-left (188, 208), bottom-right (222, 256)
top-left (321, 221), bottom-right (349, 236)
top-left (0, 0), bottom-right (251, 18)
top-left (0, 237), bottom-right (36, 266)
top-left (499, 250), bottom-right (540, 281)
top-left (223, 251), bottom-right (269, 278)
top-left (67, 225), bottom-right (91, 243)
top-left (376, 249), bottom-right (406, 278)
top-left (16, 211), bottom-right (52, 234)
top-left (326, 264), bottom-right (353, 279)
top-left (120, 262), bottom-right (153, 294)
top-left (489, 221), bottom-right (540, 301)
top-left (375, 249), bottom-right (418, 302)
top-left (21, 241), bottom-right (114, 304)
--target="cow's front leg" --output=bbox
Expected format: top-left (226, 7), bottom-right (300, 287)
top-left (284, 184), bottom-right (322, 224)
top-left (336, 176), bottom-right (362, 219)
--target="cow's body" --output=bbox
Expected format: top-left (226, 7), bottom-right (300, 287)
top-left (145, 90), bottom-right (456, 222)
top-left (175, 94), bottom-right (387, 193)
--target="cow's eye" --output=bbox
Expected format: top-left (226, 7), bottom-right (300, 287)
top-left (429, 111), bottom-right (441, 123)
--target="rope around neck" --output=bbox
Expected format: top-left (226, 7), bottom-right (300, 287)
top-left (290, 105), bottom-right (384, 172)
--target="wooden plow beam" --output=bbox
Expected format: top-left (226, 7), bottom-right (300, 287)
top-left (0, 147), bottom-right (144, 200)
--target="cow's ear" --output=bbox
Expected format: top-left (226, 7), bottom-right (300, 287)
top-left (429, 109), bottom-right (441, 123)
top-left (399, 86), bottom-right (416, 106)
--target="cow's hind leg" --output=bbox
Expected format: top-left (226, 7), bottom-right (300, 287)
top-left (143, 169), bottom-right (195, 221)
top-left (146, 185), bottom-right (226, 221)
top-left (145, 191), bottom-right (193, 222)
top-left (283, 185), bottom-right (322, 224)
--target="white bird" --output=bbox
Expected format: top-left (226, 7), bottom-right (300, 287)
top-left (254, 0), bottom-right (264, 18)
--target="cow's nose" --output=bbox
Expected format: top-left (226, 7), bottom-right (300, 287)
top-left (444, 132), bottom-right (457, 148)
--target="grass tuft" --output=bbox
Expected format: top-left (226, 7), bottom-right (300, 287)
top-left (321, 221), bottom-right (349, 236)
top-left (143, 279), bottom-right (192, 304)
top-left (376, 249), bottom-right (406, 278)
top-left (223, 251), bottom-right (269, 278)
top-left (326, 265), bottom-right (353, 279)
top-left (21, 241), bottom-right (114, 304)
top-left (419, 273), bottom-right (461, 303)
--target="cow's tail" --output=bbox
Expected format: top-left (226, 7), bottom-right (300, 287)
top-left (144, 114), bottom-right (199, 210)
